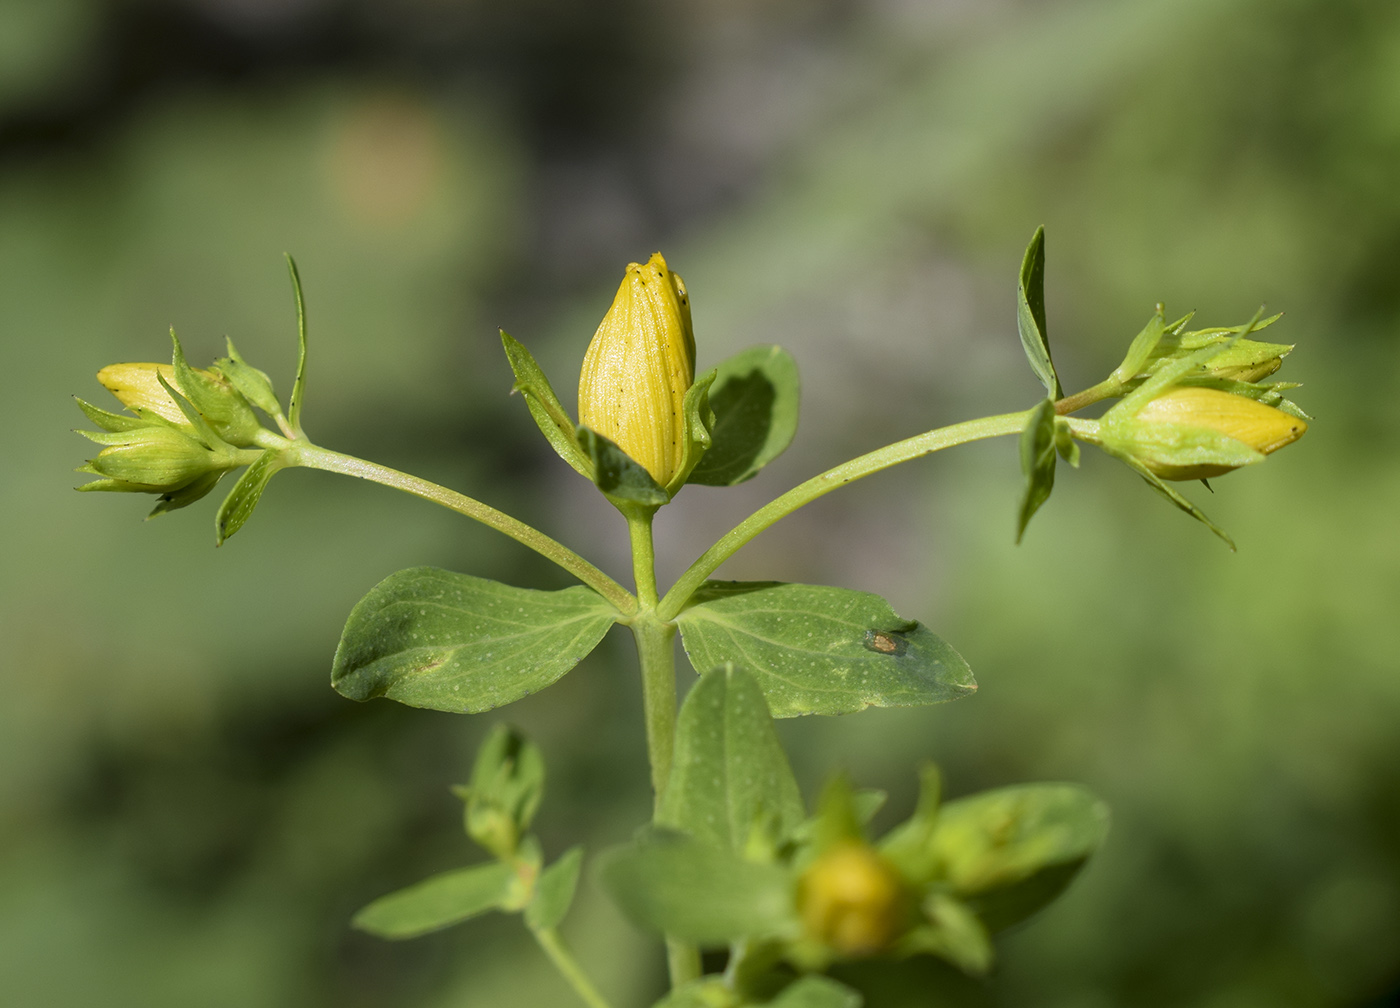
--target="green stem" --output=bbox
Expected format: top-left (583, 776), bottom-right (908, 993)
top-left (287, 443), bottom-right (636, 614)
top-left (622, 508), bottom-right (703, 990)
top-left (658, 410), bottom-right (1094, 620)
top-left (1054, 378), bottom-right (1122, 416)
top-left (531, 925), bottom-right (615, 1008)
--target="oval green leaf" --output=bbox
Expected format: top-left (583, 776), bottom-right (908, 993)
top-left (599, 829), bottom-right (798, 945)
top-left (688, 345), bottom-right (800, 486)
top-left (352, 861), bottom-right (515, 939)
top-left (676, 582), bottom-right (976, 718)
top-left (928, 782), bottom-right (1110, 932)
top-left (659, 664), bottom-right (805, 851)
top-left (332, 567), bottom-right (619, 713)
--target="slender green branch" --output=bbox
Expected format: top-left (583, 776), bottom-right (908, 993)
top-left (1054, 378), bottom-right (1123, 415)
top-left (658, 410), bottom-right (1081, 620)
top-left (531, 925), bottom-right (615, 1008)
top-left (286, 443), bottom-right (636, 614)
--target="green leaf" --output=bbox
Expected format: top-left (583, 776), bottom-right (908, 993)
top-left (500, 330), bottom-right (593, 480)
top-left (352, 861), bottom-right (516, 939)
top-left (599, 829), bottom-right (798, 945)
top-left (769, 976), bottom-right (863, 1008)
top-left (286, 254), bottom-right (309, 432)
top-left (928, 782), bottom-right (1109, 932)
top-left (1016, 226), bottom-right (1061, 399)
top-left (577, 426), bottom-right (670, 506)
top-left (659, 664), bottom-right (805, 852)
top-left (688, 345), bottom-right (801, 486)
top-left (462, 723), bottom-right (545, 859)
top-left (217, 337), bottom-right (282, 417)
top-left (525, 846), bottom-right (583, 931)
top-left (214, 449), bottom-right (287, 545)
top-left (1016, 398), bottom-right (1057, 543)
top-left (331, 568), bottom-right (618, 713)
top-left (676, 581), bottom-right (976, 718)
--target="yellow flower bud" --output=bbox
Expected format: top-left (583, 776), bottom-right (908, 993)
top-left (797, 842), bottom-right (909, 957)
top-left (97, 363), bottom-right (190, 427)
top-left (1126, 386), bottom-right (1307, 481)
top-left (578, 253), bottom-right (695, 487)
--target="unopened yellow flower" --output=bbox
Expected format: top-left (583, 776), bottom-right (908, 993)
top-left (578, 253), bottom-right (695, 487)
top-left (97, 363), bottom-right (190, 427)
top-left (798, 842), bottom-right (908, 957)
top-left (1129, 386), bottom-right (1307, 480)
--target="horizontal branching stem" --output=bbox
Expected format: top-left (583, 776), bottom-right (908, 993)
top-left (288, 444), bottom-right (636, 614)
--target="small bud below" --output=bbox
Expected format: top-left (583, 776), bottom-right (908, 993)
top-left (79, 425), bottom-right (227, 492)
top-left (798, 842), bottom-right (909, 957)
top-left (578, 253), bottom-right (695, 488)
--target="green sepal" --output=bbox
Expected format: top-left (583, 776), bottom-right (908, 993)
top-left (599, 828), bottom-right (799, 946)
top-left (808, 775), bottom-right (867, 857)
top-left (1016, 398), bottom-right (1057, 544)
top-left (924, 782), bottom-right (1108, 933)
top-left (1016, 226), bottom-right (1062, 399)
top-left (902, 893), bottom-right (993, 976)
top-left (1100, 421), bottom-right (1265, 476)
top-left (1176, 375), bottom-right (1311, 420)
top-left (351, 861), bottom-right (516, 939)
top-left (151, 468), bottom-right (226, 518)
top-left (1111, 306), bottom-right (1168, 384)
top-left (459, 723), bottom-right (545, 860)
top-left (665, 367), bottom-right (718, 494)
top-left (215, 449), bottom-right (287, 544)
top-left (216, 337), bottom-right (283, 418)
top-left (878, 764), bottom-right (943, 880)
top-left (659, 663), bottom-right (806, 853)
top-left (500, 330), bottom-right (594, 480)
top-left (74, 397), bottom-right (148, 433)
top-left (676, 581), bottom-right (976, 718)
top-left (1106, 449), bottom-right (1236, 550)
top-left (578, 426), bottom-right (670, 506)
top-left (687, 345), bottom-right (801, 486)
top-left (286, 254), bottom-right (309, 434)
top-left (75, 476), bottom-right (155, 494)
top-left (155, 370), bottom-right (225, 451)
top-left (525, 846), bottom-right (583, 931)
top-left (331, 567), bottom-right (619, 713)
top-left (169, 330), bottom-right (261, 447)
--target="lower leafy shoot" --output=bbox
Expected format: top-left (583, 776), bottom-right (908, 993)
top-left (601, 666), bottom-right (1110, 1006)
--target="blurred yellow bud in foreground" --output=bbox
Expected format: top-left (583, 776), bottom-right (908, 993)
top-left (1126, 386), bottom-right (1307, 481)
top-left (798, 842), bottom-right (909, 957)
top-left (578, 252), bottom-right (695, 487)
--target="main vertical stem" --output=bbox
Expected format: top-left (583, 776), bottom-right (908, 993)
top-left (624, 507), bottom-right (702, 989)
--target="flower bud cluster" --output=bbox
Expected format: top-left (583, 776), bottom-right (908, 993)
top-left (1099, 311), bottom-right (1308, 482)
top-left (76, 338), bottom-right (278, 514)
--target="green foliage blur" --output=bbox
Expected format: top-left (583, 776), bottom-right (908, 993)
top-left (4, 0), bottom-right (1398, 1005)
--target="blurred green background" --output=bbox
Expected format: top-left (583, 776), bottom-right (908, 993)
top-left (4, 0), bottom-right (1399, 1004)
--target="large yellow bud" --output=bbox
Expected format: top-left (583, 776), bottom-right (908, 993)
top-left (1126, 386), bottom-right (1308, 481)
top-left (578, 253), bottom-right (695, 487)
